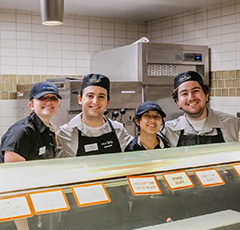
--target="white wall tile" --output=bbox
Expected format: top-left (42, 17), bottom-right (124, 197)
top-left (17, 31), bottom-right (31, 40)
top-left (17, 14), bottom-right (31, 23)
top-left (17, 49), bottom-right (32, 57)
top-left (47, 34), bottom-right (61, 42)
top-left (89, 29), bottom-right (102, 36)
top-left (207, 26), bottom-right (221, 36)
top-left (76, 19), bottom-right (89, 28)
top-left (17, 66), bottom-right (32, 74)
top-left (33, 49), bottom-right (47, 58)
top-left (1, 39), bottom-right (16, 48)
top-left (1, 22), bottom-right (16, 30)
top-left (32, 32), bottom-right (46, 41)
top-left (102, 30), bottom-right (114, 37)
top-left (208, 8), bottom-right (221, 19)
top-left (222, 33), bottom-right (236, 43)
top-left (62, 27), bottom-right (75, 35)
top-left (115, 30), bottom-right (127, 38)
top-left (17, 57), bottom-right (32, 66)
top-left (90, 36), bottom-right (102, 44)
top-left (0, 13), bottom-right (15, 22)
top-left (17, 23), bottom-right (31, 31)
top-left (184, 14), bottom-right (194, 24)
top-left (1, 31), bottom-right (16, 39)
top-left (1, 48), bottom-right (16, 57)
top-left (195, 12), bottom-right (207, 22)
top-left (1, 57), bottom-right (16, 65)
top-left (47, 50), bottom-right (61, 58)
top-left (221, 15), bottom-right (236, 25)
top-left (184, 23), bottom-right (194, 32)
top-left (62, 35), bottom-right (75, 43)
top-left (32, 58), bottom-right (47, 66)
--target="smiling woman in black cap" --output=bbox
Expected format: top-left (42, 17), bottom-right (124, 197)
top-left (125, 101), bottom-right (170, 151)
top-left (0, 81), bottom-right (61, 163)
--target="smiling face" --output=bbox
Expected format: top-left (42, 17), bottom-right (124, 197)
top-left (78, 86), bottom-right (110, 124)
top-left (28, 93), bottom-right (60, 122)
top-left (136, 110), bottom-right (163, 135)
top-left (176, 81), bottom-right (209, 120)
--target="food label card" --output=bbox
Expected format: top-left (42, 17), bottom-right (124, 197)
top-left (162, 171), bottom-right (195, 191)
top-left (233, 163), bottom-right (240, 177)
top-left (194, 168), bottom-right (225, 187)
top-left (72, 183), bottom-right (111, 207)
top-left (127, 175), bottom-right (162, 195)
top-left (0, 195), bottom-right (33, 222)
top-left (29, 189), bottom-right (70, 214)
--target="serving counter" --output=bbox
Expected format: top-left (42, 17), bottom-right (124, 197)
top-left (1, 142), bottom-right (240, 230)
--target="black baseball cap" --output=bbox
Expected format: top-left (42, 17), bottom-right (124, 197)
top-left (136, 101), bottom-right (166, 118)
top-left (174, 71), bottom-right (204, 89)
top-left (81, 73), bottom-right (110, 95)
top-left (29, 81), bottom-right (62, 100)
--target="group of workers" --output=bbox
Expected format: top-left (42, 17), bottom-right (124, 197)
top-left (0, 70), bottom-right (240, 163)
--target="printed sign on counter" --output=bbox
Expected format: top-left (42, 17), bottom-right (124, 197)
top-left (233, 163), bottom-right (240, 177)
top-left (28, 189), bottom-right (70, 215)
top-left (194, 168), bottom-right (225, 187)
top-left (127, 175), bottom-right (162, 195)
top-left (72, 183), bottom-right (111, 207)
top-left (0, 195), bottom-right (33, 223)
top-left (162, 171), bottom-right (195, 191)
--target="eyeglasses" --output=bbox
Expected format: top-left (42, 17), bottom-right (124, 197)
top-left (38, 96), bottom-right (59, 101)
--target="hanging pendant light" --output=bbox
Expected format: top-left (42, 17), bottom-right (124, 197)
top-left (40, 0), bottom-right (64, 26)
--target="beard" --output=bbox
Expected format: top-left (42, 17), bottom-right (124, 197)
top-left (184, 105), bottom-right (207, 119)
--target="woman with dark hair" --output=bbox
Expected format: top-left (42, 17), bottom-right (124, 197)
top-left (125, 101), bottom-right (170, 151)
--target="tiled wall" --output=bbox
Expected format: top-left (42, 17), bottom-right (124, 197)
top-left (0, 9), bottom-right (146, 76)
top-left (147, 0), bottom-right (240, 72)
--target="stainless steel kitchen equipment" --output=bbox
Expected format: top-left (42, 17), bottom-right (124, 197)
top-left (17, 78), bottom-right (142, 136)
top-left (92, 42), bottom-right (209, 120)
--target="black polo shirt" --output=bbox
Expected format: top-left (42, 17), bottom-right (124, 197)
top-left (0, 112), bottom-right (56, 161)
top-left (125, 134), bottom-right (170, 152)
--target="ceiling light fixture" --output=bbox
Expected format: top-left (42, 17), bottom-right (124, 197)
top-left (40, 0), bottom-right (64, 26)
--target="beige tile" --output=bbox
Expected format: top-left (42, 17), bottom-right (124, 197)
top-left (218, 80), bottom-right (224, 88)
top-left (41, 75), bottom-right (48, 81)
top-left (6, 83), bottom-right (13, 91)
top-left (9, 92), bottom-right (17, 99)
top-left (2, 92), bottom-right (9, 100)
top-left (237, 88), bottom-right (240, 96)
top-left (210, 88), bottom-right (215, 96)
top-left (222, 71), bottom-right (229, 79)
top-left (229, 70), bottom-right (236, 79)
top-left (211, 79), bottom-right (217, 88)
top-left (222, 88), bottom-right (228, 96)
top-left (0, 84), bottom-right (6, 91)
top-left (33, 75), bottom-right (41, 83)
top-left (237, 70), bottom-right (240, 78)
top-left (18, 75), bottom-right (26, 83)
top-left (215, 89), bottom-right (221, 96)
top-left (9, 75), bottom-right (17, 83)
top-left (215, 71), bottom-right (221, 79)
top-left (2, 75), bottom-right (9, 83)
top-left (225, 79), bottom-right (232, 87)
top-left (229, 88), bottom-right (236, 96)
top-left (233, 79), bottom-right (239, 88)
top-left (26, 75), bottom-right (33, 83)
top-left (211, 71), bottom-right (215, 79)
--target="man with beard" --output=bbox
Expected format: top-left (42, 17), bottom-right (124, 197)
top-left (163, 71), bottom-right (240, 147)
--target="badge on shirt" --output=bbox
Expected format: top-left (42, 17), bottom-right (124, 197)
top-left (84, 143), bottom-right (98, 152)
top-left (39, 146), bottom-right (46, 155)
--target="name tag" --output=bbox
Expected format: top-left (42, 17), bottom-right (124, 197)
top-left (84, 143), bottom-right (98, 152)
top-left (39, 146), bottom-right (46, 155)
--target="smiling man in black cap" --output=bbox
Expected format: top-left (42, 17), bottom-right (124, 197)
top-left (163, 70), bottom-right (240, 147)
top-left (57, 73), bottom-right (133, 157)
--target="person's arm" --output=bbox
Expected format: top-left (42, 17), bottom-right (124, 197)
top-left (4, 151), bottom-right (26, 163)
top-left (56, 125), bottom-right (78, 158)
top-left (115, 123), bottom-right (134, 152)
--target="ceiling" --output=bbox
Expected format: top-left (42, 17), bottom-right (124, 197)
top-left (0, 0), bottom-right (228, 21)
